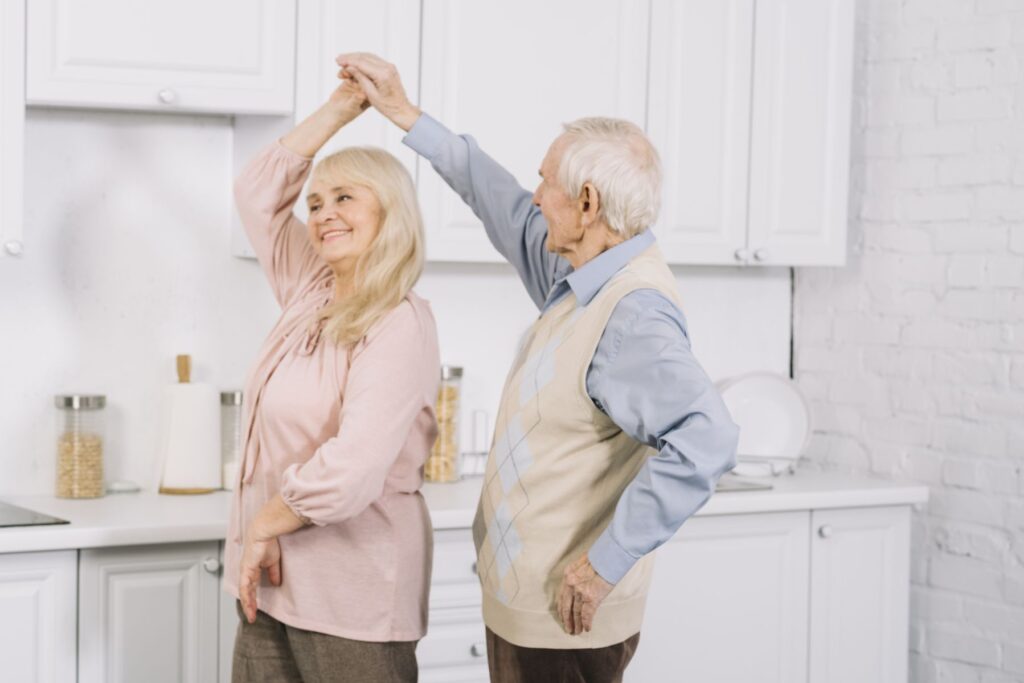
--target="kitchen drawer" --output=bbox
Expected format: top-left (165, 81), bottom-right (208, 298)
top-left (432, 530), bottom-right (480, 609)
top-left (419, 606), bottom-right (488, 680)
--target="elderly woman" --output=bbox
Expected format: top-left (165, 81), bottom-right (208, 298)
top-left (222, 75), bottom-right (440, 682)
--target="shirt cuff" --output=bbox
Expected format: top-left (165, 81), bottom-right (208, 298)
top-left (401, 112), bottom-right (450, 159)
top-left (588, 530), bottom-right (640, 585)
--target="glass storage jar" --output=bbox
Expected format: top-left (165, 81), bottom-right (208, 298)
top-left (220, 390), bottom-right (243, 490)
top-left (55, 394), bottom-right (106, 498)
top-left (425, 366), bottom-right (462, 483)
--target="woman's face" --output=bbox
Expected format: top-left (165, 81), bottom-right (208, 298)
top-left (306, 177), bottom-right (383, 273)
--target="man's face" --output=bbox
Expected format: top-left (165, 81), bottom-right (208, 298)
top-left (533, 136), bottom-right (581, 256)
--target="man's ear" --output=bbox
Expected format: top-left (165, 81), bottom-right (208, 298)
top-left (579, 182), bottom-right (600, 226)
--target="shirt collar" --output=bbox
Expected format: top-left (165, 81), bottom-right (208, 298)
top-left (565, 230), bottom-right (656, 307)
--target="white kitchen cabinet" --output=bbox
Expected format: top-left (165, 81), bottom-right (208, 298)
top-left (78, 542), bottom-right (222, 683)
top-left (0, 0), bottom-right (25, 258)
top-left (293, 0), bottom-right (421, 184)
top-left (218, 542), bottom-right (236, 683)
top-left (230, 0), bottom-right (422, 258)
top-left (809, 506), bottom-right (910, 683)
top-left (650, 0), bottom-right (854, 266)
top-left (417, 0), bottom-right (650, 262)
top-left (746, 0), bottom-right (855, 266)
top-left (420, 529), bottom-right (488, 682)
top-left (0, 550), bottom-right (77, 683)
top-left (626, 511), bottom-right (810, 683)
top-left (647, 0), bottom-right (755, 266)
top-left (26, 0), bottom-right (296, 115)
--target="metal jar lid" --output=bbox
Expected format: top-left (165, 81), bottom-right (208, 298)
top-left (220, 391), bottom-right (243, 406)
top-left (440, 366), bottom-right (463, 380)
top-left (54, 395), bottom-right (106, 410)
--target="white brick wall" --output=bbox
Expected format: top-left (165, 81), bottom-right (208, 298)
top-left (794, 0), bottom-right (1024, 681)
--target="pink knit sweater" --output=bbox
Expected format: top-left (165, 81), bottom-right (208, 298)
top-left (222, 141), bottom-right (440, 642)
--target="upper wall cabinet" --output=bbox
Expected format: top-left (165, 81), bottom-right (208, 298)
top-left (746, 0), bottom-right (855, 267)
top-left (647, 0), bottom-right (755, 266)
top-left (229, 0), bottom-right (421, 258)
top-left (651, 0), bottom-right (855, 266)
top-left (26, 0), bottom-right (296, 115)
top-left (417, 0), bottom-right (650, 263)
top-left (1, 0), bottom-right (25, 258)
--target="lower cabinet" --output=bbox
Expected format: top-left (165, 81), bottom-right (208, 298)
top-left (0, 504), bottom-right (913, 683)
top-left (627, 511), bottom-right (811, 682)
top-left (78, 542), bottom-right (222, 683)
top-left (809, 506), bottom-right (911, 683)
top-left (418, 529), bottom-right (489, 683)
top-left (0, 550), bottom-right (77, 683)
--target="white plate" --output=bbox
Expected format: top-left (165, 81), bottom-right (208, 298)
top-left (717, 372), bottom-right (810, 462)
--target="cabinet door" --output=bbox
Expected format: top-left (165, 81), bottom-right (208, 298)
top-left (0, 0), bottom-right (25, 258)
top-left (79, 542), bottom-right (221, 683)
top-left (746, 0), bottom-right (855, 266)
top-left (0, 550), bottom-right (77, 683)
top-left (419, 606), bottom-right (489, 683)
top-left (809, 506), bottom-right (910, 683)
top-left (626, 512), bottom-right (810, 683)
top-left (26, 0), bottom-right (296, 114)
top-left (293, 0), bottom-right (420, 185)
top-left (418, 0), bottom-right (650, 262)
top-left (218, 542), bottom-right (236, 683)
top-left (647, 0), bottom-right (754, 266)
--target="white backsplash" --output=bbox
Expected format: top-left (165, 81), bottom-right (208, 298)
top-left (0, 108), bottom-right (790, 496)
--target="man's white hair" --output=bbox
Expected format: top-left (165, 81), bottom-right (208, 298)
top-left (557, 117), bottom-right (661, 239)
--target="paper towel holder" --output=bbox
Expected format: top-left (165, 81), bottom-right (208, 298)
top-left (158, 353), bottom-right (221, 495)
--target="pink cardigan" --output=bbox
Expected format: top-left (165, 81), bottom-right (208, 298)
top-left (222, 141), bottom-right (441, 642)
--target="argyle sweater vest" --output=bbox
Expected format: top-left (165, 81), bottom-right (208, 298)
top-left (472, 244), bottom-right (684, 649)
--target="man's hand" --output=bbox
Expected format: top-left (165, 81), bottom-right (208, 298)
top-left (557, 554), bottom-right (614, 635)
top-left (335, 52), bottom-right (421, 131)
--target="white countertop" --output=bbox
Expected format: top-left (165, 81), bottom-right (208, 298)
top-left (0, 470), bottom-right (928, 554)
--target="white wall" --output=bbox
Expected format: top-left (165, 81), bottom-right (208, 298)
top-left (794, 0), bottom-right (1024, 681)
top-left (0, 107), bottom-right (790, 496)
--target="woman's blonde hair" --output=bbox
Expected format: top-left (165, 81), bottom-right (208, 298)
top-left (312, 146), bottom-right (425, 346)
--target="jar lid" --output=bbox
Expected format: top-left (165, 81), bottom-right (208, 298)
top-left (220, 391), bottom-right (243, 406)
top-left (54, 395), bottom-right (106, 410)
top-left (441, 366), bottom-right (463, 380)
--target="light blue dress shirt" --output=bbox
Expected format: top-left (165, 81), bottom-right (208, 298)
top-left (404, 113), bottom-right (739, 584)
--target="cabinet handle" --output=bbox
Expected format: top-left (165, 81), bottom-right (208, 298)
top-left (753, 248), bottom-right (769, 262)
top-left (202, 557), bottom-right (221, 573)
top-left (4, 240), bottom-right (23, 256)
top-left (818, 525), bottom-right (833, 539)
top-left (157, 88), bottom-right (178, 105)
top-left (471, 561), bottom-right (477, 575)
top-left (734, 248), bottom-right (750, 263)
top-left (470, 642), bottom-right (486, 658)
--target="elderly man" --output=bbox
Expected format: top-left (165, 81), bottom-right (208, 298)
top-left (340, 53), bottom-right (739, 683)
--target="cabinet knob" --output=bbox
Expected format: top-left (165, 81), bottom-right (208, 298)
top-left (470, 642), bottom-right (486, 658)
top-left (753, 248), bottom-right (769, 262)
top-left (734, 248), bottom-right (750, 263)
top-left (202, 557), bottom-right (221, 573)
top-left (818, 525), bottom-right (833, 539)
top-left (4, 240), bottom-right (23, 256)
top-left (157, 88), bottom-right (178, 105)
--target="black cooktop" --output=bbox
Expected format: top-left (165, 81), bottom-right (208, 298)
top-left (0, 500), bottom-right (69, 528)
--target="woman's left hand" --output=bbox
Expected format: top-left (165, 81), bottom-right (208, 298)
top-left (239, 532), bottom-right (282, 624)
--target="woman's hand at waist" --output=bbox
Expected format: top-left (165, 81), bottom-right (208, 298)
top-left (239, 494), bottom-right (308, 623)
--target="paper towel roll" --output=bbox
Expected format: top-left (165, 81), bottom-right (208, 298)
top-left (158, 382), bottom-right (221, 493)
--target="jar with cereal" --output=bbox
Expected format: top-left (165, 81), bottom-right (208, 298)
top-left (425, 366), bottom-right (462, 483)
top-left (55, 394), bottom-right (106, 498)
